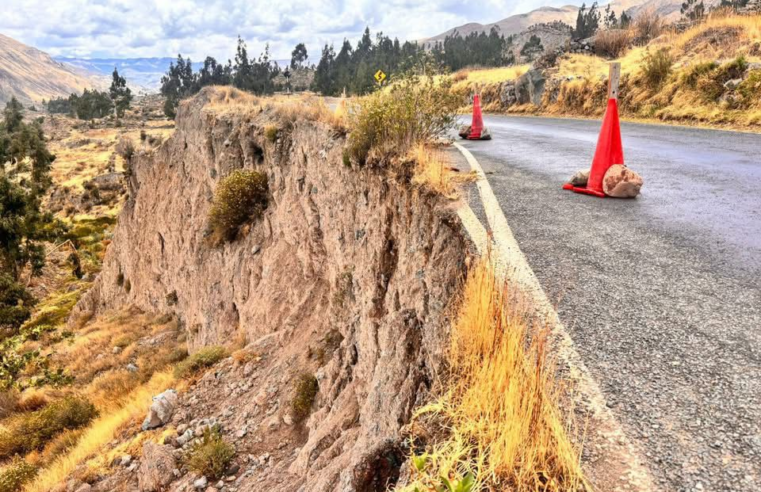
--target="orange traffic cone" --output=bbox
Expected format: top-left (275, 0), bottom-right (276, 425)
top-left (468, 94), bottom-right (485, 139)
top-left (563, 97), bottom-right (624, 197)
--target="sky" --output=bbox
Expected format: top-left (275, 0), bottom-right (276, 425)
top-left (0, 0), bottom-right (579, 62)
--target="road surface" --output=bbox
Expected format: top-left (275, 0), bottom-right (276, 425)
top-left (458, 115), bottom-right (761, 492)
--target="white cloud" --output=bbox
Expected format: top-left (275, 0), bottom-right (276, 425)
top-left (0, 0), bottom-right (579, 61)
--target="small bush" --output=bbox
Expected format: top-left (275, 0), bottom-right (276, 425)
top-left (452, 71), bottom-right (469, 82)
top-left (346, 73), bottom-right (460, 165)
top-left (0, 457), bottom-right (37, 492)
top-left (115, 137), bottom-right (135, 162)
top-left (116, 273), bottom-right (124, 287)
top-left (0, 391), bottom-right (19, 419)
top-left (208, 170), bottom-right (269, 243)
top-left (682, 61), bottom-right (719, 88)
top-left (632, 9), bottom-right (664, 44)
top-left (0, 396), bottom-right (98, 459)
top-left (185, 426), bottom-right (235, 479)
top-left (641, 48), bottom-right (674, 89)
top-left (737, 70), bottom-right (761, 108)
top-left (124, 279), bottom-right (131, 294)
top-left (594, 29), bottom-right (632, 58)
top-left (174, 346), bottom-right (227, 379)
top-left (264, 125), bottom-right (279, 142)
top-left (291, 373), bottom-right (318, 422)
top-left (17, 391), bottom-right (49, 412)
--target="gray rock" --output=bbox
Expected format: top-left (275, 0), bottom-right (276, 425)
top-left (515, 68), bottom-right (546, 106)
top-left (569, 169), bottom-right (590, 186)
top-left (194, 476), bottom-right (208, 489)
top-left (138, 442), bottom-right (176, 492)
top-left (126, 363), bottom-right (138, 372)
top-left (142, 389), bottom-right (178, 431)
top-left (724, 78), bottom-right (743, 90)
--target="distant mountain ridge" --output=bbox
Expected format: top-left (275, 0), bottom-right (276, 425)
top-left (422, 0), bottom-right (703, 45)
top-left (0, 33), bottom-right (101, 105)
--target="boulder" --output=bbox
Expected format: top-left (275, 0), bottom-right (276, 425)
top-left (138, 442), bottom-right (176, 492)
top-left (603, 165), bottom-right (643, 198)
top-left (458, 125), bottom-right (471, 139)
top-left (515, 68), bottom-right (546, 106)
top-left (569, 169), bottom-right (590, 186)
top-left (142, 389), bottom-right (178, 431)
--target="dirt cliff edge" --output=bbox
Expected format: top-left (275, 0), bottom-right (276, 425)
top-left (71, 87), bottom-right (471, 491)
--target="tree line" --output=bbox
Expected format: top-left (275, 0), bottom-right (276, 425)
top-left (45, 68), bottom-right (133, 120)
top-left (0, 98), bottom-right (62, 333)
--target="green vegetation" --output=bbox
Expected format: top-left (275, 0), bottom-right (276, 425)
top-left (0, 456), bottom-right (37, 492)
top-left (291, 373), bottom-right (318, 422)
top-left (47, 89), bottom-right (113, 120)
top-left (0, 98), bottom-right (62, 334)
top-left (520, 35), bottom-right (544, 61)
top-left (642, 48), bottom-right (674, 89)
top-left (0, 396), bottom-right (97, 460)
top-left (346, 74), bottom-right (460, 165)
top-left (174, 346), bottom-right (227, 378)
top-left (185, 426), bottom-right (235, 479)
top-left (208, 170), bottom-right (268, 243)
top-left (574, 2), bottom-right (601, 39)
top-left (264, 125), bottom-right (279, 142)
top-left (109, 68), bottom-right (133, 118)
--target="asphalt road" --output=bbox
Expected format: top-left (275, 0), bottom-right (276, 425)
top-left (457, 115), bottom-right (761, 492)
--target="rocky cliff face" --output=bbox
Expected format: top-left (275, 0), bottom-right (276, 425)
top-left (73, 87), bottom-right (470, 491)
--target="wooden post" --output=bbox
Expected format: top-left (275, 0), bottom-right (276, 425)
top-left (608, 62), bottom-right (621, 100)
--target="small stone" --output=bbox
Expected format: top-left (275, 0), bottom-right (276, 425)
top-left (602, 164), bottom-right (643, 198)
top-left (120, 454), bottom-right (133, 466)
top-left (113, 346), bottom-right (122, 354)
top-left (251, 245), bottom-right (261, 255)
top-left (126, 363), bottom-right (139, 372)
top-left (142, 389), bottom-right (178, 431)
top-left (194, 476), bottom-right (208, 489)
top-left (283, 414), bottom-right (293, 426)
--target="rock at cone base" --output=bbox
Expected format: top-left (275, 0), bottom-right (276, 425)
top-left (138, 442), bottom-right (176, 492)
top-left (570, 169), bottom-right (590, 186)
top-left (142, 389), bottom-right (178, 431)
top-left (458, 125), bottom-right (471, 139)
top-left (603, 164), bottom-right (643, 198)
top-left (479, 127), bottom-right (492, 140)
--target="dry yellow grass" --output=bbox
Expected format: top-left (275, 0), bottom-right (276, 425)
top-left (411, 144), bottom-right (476, 199)
top-left (452, 65), bottom-right (531, 87)
top-left (668, 13), bottom-right (761, 62)
top-left (23, 371), bottom-right (177, 492)
top-left (401, 259), bottom-right (588, 491)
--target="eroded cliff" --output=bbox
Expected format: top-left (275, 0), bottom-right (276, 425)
top-left (72, 87), bottom-right (471, 491)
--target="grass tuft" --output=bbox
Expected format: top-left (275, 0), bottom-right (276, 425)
top-left (207, 170), bottom-right (268, 244)
top-left (184, 426), bottom-right (235, 479)
top-left (173, 346), bottom-right (227, 379)
top-left (291, 373), bottom-right (318, 422)
top-left (400, 260), bottom-right (588, 491)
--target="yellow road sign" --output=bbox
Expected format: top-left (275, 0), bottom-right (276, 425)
top-left (374, 70), bottom-right (387, 84)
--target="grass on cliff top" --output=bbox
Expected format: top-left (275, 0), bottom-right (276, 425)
top-left (401, 259), bottom-right (588, 492)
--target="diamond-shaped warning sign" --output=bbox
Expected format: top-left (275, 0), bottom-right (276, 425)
top-left (374, 70), bottom-right (387, 84)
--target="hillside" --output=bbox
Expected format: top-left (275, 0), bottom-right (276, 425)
top-left (422, 0), bottom-right (720, 45)
top-left (0, 34), bottom-right (101, 105)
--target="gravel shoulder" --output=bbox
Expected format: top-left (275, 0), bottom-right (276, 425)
top-left (455, 115), bottom-right (761, 492)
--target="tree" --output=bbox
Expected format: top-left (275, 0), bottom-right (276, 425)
top-left (520, 35), bottom-right (544, 61)
top-left (109, 67), bottom-right (133, 118)
top-left (620, 11), bottom-right (633, 28)
top-left (681, 0), bottom-right (706, 20)
top-left (0, 100), bottom-right (61, 331)
top-left (574, 2), bottom-right (601, 39)
top-left (604, 4), bottom-right (619, 29)
top-left (291, 43), bottom-right (308, 69)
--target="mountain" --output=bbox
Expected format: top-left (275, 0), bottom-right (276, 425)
top-left (0, 33), bottom-right (101, 105)
top-left (421, 0), bottom-right (704, 45)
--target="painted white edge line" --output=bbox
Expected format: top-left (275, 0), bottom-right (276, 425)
top-left (453, 141), bottom-right (656, 492)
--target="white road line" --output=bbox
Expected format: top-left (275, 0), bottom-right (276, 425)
top-left (453, 141), bottom-right (656, 492)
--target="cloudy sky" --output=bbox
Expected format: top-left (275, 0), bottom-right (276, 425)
top-left (1, 0), bottom-right (578, 62)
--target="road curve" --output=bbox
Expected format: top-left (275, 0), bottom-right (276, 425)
top-left (458, 115), bottom-right (761, 492)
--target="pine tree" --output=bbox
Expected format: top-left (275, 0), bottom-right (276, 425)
top-left (109, 68), bottom-right (133, 118)
top-left (291, 43), bottom-right (308, 69)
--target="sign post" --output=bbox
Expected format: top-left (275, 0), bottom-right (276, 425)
top-left (374, 69), bottom-right (387, 87)
top-left (608, 62), bottom-right (621, 101)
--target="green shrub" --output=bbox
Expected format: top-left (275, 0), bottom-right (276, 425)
top-left (681, 61), bottom-right (718, 88)
top-left (737, 70), bottom-right (761, 108)
top-left (291, 373), bottom-right (318, 422)
top-left (346, 73), bottom-right (460, 165)
top-left (0, 396), bottom-right (97, 459)
top-left (641, 48), bottom-right (674, 89)
top-left (0, 274), bottom-right (35, 331)
top-left (0, 457), bottom-right (37, 492)
top-left (264, 125), bottom-right (279, 142)
top-left (185, 426), bottom-right (235, 479)
top-left (208, 170), bottom-right (269, 243)
top-left (174, 346), bottom-right (227, 378)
